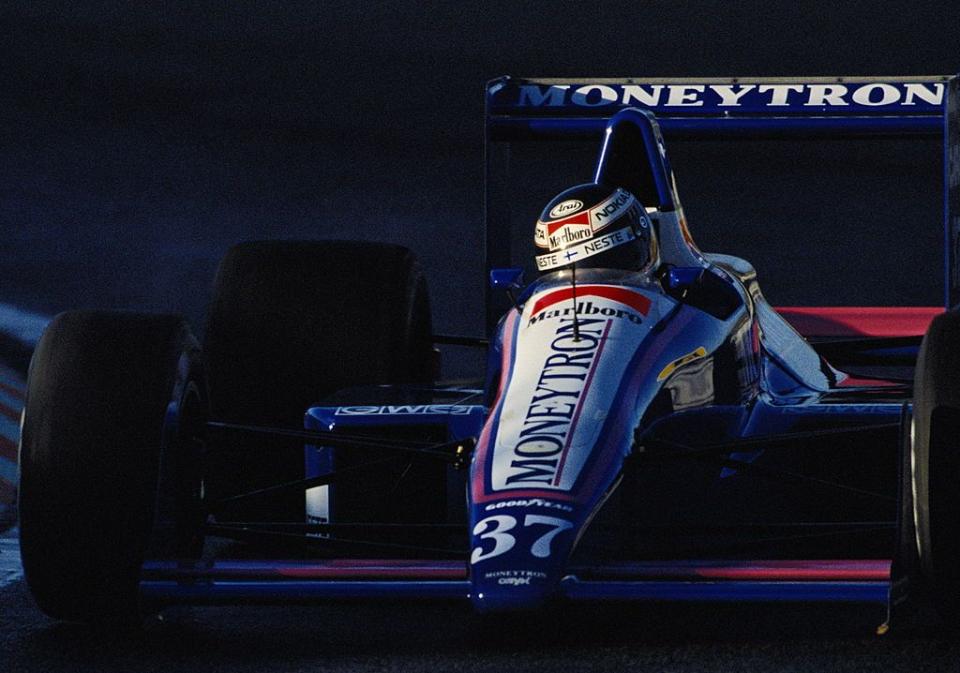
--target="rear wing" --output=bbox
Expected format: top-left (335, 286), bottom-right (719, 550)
top-left (483, 76), bottom-right (960, 330)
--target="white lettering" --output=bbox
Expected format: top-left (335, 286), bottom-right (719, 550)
top-left (517, 82), bottom-right (946, 110)
top-left (524, 514), bottom-right (575, 558)
top-left (518, 85), bottom-right (569, 107)
top-left (470, 514), bottom-right (573, 563)
top-left (536, 253), bottom-right (559, 271)
top-left (805, 84), bottom-right (849, 107)
top-left (621, 84), bottom-right (664, 106)
top-left (484, 499), bottom-right (574, 513)
top-left (471, 515), bottom-right (516, 564)
top-left (851, 83), bottom-right (900, 106)
top-left (535, 226), bottom-right (637, 272)
top-left (713, 84), bottom-right (756, 107)
top-left (903, 82), bottom-right (945, 106)
top-left (757, 84), bottom-right (805, 106)
top-left (666, 85), bottom-right (704, 107)
top-left (571, 85), bottom-right (618, 107)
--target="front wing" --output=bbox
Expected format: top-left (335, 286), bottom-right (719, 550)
top-left (140, 558), bottom-right (890, 605)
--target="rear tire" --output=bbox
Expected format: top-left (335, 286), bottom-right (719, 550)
top-left (911, 309), bottom-right (960, 622)
top-left (18, 311), bottom-right (205, 624)
top-left (203, 240), bottom-right (434, 520)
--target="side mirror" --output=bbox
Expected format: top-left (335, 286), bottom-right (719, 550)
top-left (489, 267), bottom-right (525, 310)
top-left (489, 267), bottom-right (524, 290)
top-left (666, 266), bottom-right (741, 319)
top-left (667, 266), bottom-right (703, 291)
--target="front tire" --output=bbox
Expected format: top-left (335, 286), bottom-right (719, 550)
top-left (203, 240), bottom-right (434, 520)
top-left (18, 311), bottom-right (204, 623)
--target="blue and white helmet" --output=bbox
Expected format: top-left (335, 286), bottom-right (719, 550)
top-left (534, 183), bottom-right (658, 274)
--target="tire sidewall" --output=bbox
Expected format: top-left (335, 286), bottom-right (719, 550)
top-left (912, 310), bottom-right (960, 620)
top-left (18, 311), bottom-right (205, 623)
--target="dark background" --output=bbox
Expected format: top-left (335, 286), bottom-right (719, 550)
top-left (4, 4), bottom-right (960, 667)
top-left (1, 1), bottom-right (958, 360)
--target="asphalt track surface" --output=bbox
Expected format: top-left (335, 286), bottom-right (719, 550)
top-left (2, 576), bottom-right (960, 673)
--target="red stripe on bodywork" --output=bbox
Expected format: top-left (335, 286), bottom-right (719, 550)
top-left (142, 559), bottom-right (469, 581)
top-left (585, 559), bottom-right (890, 582)
top-left (837, 374), bottom-right (902, 388)
top-left (277, 565), bottom-right (466, 580)
top-left (777, 306), bottom-right (942, 338)
top-left (531, 286), bottom-right (651, 317)
top-left (140, 559), bottom-right (889, 583)
top-left (473, 488), bottom-right (578, 503)
top-left (694, 562), bottom-right (889, 581)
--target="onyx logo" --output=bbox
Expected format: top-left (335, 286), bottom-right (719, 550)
top-left (549, 199), bottom-right (583, 219)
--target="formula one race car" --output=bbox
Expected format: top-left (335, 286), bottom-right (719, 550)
top-left (16, 75), bottom-right (960, 628)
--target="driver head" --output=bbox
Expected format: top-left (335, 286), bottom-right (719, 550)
top-left (534, 183), bottom-right (658, 275)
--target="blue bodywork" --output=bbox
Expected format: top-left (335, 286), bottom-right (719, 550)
top-left (296, 109), bottom-right (910, 611)
top-left (140, 76), bottom-right (960, 614)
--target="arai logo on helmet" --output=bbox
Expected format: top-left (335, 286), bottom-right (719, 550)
top-left (549, 199), bottom-right (583, 219)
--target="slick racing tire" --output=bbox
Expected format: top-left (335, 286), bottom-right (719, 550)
top-left (911, 309), bottom-right (960, 622)
top-left (19, 311), bottom-right (205, 624)
top-left (203, 240), bottom-right (434, 520)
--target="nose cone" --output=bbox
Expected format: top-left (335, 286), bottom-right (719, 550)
top-left (467, 504), bottom-right (576, 613)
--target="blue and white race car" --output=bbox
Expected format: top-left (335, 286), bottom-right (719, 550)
top-left (16, 75), bottom-right (960, 629)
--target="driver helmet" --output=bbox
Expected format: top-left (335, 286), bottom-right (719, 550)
top-left (534, 183), bottom-right (658, 274)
